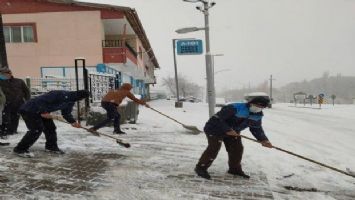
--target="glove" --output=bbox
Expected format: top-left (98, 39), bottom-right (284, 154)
top-left (225, 130), bottom-right (240, 137)
top-left (41, 113), bottom-right (52, 119)
top-left (261, 140), bottom-right (273, 148)
top-left (71, 122), bottom-right (82, 128)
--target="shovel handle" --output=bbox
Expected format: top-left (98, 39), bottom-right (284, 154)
top-left (239, 135), bottom-right (355, 178)
top-left (149, 107), bottom-right (184, 125)
top-left (51, 115), bottom-right (130, 148)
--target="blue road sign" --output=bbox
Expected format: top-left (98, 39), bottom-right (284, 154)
top-left (177, 40), bottom-right (203, 55)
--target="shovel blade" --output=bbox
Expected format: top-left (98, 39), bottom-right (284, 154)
top-left (182, 125), bottom-right (202, 134)
top-left (116, 140), bottom-right (131, 148)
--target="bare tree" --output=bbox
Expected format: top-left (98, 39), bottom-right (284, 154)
top-left (162, 75), bottom-right (202, 99)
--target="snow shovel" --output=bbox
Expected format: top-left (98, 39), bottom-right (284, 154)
top-left (51, 115), bottom-right (130, 148)
top-left (239, 134), bottom-right (355, 179)
top-left (149, 107), bottom-right (202, 134)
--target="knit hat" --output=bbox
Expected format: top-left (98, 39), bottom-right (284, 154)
top-left (248, 96), bottom-right (270, 107)
top-left (120, 83), bottom-right (132, 90)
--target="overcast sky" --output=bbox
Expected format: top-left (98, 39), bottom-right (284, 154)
top-left (84, 0), bottom-right (355, 90)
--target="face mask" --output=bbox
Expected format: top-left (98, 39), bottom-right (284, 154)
top-left (0, 74), bottom-right (9, 80)
top-left (249, 105), bottom-right (263, 113)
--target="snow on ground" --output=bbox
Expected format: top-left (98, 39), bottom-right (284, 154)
top-left (140, 101), bottom-right (355, 199)
top-left (1, 100), bottom-right (355, 199)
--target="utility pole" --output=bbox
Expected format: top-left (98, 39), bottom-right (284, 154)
top-left (269, 75), bottom-right (275, 107)
top-left (202, 1), bottom-right (215, 117)
top-left (180, 0), bottom-right (216, 117)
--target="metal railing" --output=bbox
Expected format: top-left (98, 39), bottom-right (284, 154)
top-left (25, 73), bottom-right (117, 103)
top-left (26, 77), bottom-right (83, 97)
top-left (102, 40), bottom-right (123, 48)
top-left (102, 40), bottom-right (138, 58)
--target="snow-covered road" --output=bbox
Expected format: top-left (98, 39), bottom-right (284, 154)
top-left (1, 100), bottom-right (354, 199)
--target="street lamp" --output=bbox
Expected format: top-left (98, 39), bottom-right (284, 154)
top-left (175, 27), bottom-right (205, 34)
top-left (179, 0), bottom-right (216, 117)
top-left (214, 68), bottom-right (231, 75)
top-left (204, 68), bottom-right (230, 103)
top-left (210, 53), bottom-right (224, 102)
top-left (211, 53), bottom-right (224, 80)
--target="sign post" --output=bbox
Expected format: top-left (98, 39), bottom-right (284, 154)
top-left (172, 39), bottom-right (203, 108)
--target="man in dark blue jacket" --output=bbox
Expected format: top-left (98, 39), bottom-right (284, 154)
top-left (195, 96), bottom-right (273, 179)
top-left (13, 90), bottom-right (89, 158)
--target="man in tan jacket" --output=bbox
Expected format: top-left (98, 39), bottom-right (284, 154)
top-left (89, 83), bottom-right (149, 134)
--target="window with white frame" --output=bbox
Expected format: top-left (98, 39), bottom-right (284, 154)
top-left (4, 25), bottom-right (35, 43)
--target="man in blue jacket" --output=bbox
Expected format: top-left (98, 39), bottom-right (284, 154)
top-left (13, 90), bottom-right (89, 158)
top-left (195, 96), bottom-right (273, 179)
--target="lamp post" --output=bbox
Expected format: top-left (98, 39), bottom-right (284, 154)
top-left (179, 0), bottom-right (216, 117)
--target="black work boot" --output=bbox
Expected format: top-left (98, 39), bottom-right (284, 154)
top-left (13, 148), bottom-right (34, 158)
top-left (228, 169), bottom-right (250, 179)
top-left (45, 146), bottom-right (65, 154)
top-left (113, 129), bottom-right (126, 134)
top-left (194, 166), bottom-right (211, 180)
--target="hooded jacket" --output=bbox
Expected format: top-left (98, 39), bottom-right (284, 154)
top-left (204, 102), bottom-right (268, 141)
top-left (19, 90), bottom-right (87, 123)
top-left (102, 83), bottom-right (145, 106)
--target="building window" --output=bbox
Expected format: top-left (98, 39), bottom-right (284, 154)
top-left (3, 24), bottom-right (36, 43)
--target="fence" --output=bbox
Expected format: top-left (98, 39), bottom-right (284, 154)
top-left (88, 73), bottom-right (116, 103)
top-left (24, 73), bottom-right (142, 123)
top-left (26, 77), bottom-right (83, 97)
top-left (25, 72), bottom-right (117, 103)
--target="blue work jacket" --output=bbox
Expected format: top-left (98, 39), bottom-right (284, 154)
top-left (204, 103), bottom-right (268, 141)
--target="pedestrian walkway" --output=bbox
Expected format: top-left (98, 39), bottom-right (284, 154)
top-left (110, 129), bottom-right (274, 200)
top-left (0, 122), bottom-right (275, 200)
top-left (0, 145), bottom-right (126, 199)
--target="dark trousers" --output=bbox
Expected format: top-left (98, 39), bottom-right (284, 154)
top-left (93, 102), bottom-right (121, 131)
top-left (196, 134), bottom-right (244, 171)
top-left (14, 113), bottom-right (58, 151)
top-left (0, 104), bottom-right (21, 135)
